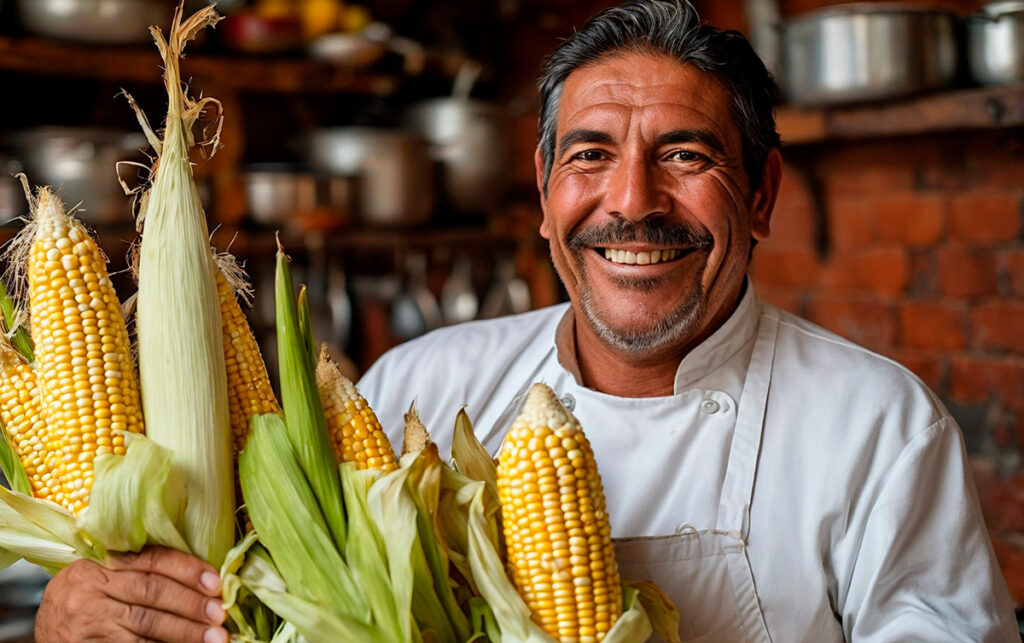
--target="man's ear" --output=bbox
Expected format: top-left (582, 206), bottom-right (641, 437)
top-left (535, 147), bottom-right (552, 240)
top-left (750, 147), bottom-right (782, 241)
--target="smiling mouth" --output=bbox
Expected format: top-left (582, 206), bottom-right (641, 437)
top-left (600, 248), bottom-right (685, 265)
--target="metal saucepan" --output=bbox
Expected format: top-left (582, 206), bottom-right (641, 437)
top-left (968, 1), bottom-right (1024, 85)
top-left (16, 0), bottom-right (173, 45)
top-left (406, 98), bottom-right (510, 217)
top-left (6, 127), bottom-right (147, 224)
top-left (303, 127), bottom-right (434, 227)
top-left (780, 3), bottom-right (957, 106)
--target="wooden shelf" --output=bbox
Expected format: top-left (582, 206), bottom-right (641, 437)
top-left (0, 36), bottom-right (398, 95)
top-left (778, 83), bottom-right (1024, 146)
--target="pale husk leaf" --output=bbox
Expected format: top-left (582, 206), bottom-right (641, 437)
top-left (135, 2), bottom-right (234, 567)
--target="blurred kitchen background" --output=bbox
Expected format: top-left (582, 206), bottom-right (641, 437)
top-left (0, 0), bottom-right (1022, 638)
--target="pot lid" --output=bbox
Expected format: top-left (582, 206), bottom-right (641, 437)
top-left (975, 0), bottom-right (1024, 17)
top-left (787, 2), bottom-right (956, 25)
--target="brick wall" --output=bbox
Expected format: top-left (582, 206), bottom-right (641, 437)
top-left (750, 130), bottom-right (1024, 601)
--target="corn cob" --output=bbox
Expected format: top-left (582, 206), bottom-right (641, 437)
top-left (25, 188), bottom-right (144, 514)
top-left (0, 342), bottom-right (55, 500)
top-left (215, 263), bottom-right (280, 454)
top-left (315, 343), bottom-right (397, 472)
top-left (496, 383), bottom-right (621, 642)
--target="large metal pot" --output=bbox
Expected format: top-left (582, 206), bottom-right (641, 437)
top-left (406, 98), bottom-right (509, 217)
top-left (17, 0), bottom-right (172, 45)
top-left (304, 128), bottom-right (433, 226)
top-left (967, 1), bottom-right (1024, 85)
top-left (6, 127), bottom-right (147, 224)
top-left (780, 4), bottom-right (957, 106)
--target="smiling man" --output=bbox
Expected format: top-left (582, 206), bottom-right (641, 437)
top-left (34, 1), bottom-right (1017, 641)
top-left (361, 1), bottom-right (1018, 641)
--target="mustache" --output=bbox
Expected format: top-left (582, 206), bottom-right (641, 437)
top-left (567, 219), bottom-right (714, 250)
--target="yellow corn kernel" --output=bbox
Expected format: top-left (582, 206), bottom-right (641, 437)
top-left (215, 267), bottom-right (279, 454)
top-left (497, 383), bottom-right (621, 642)
top-left (0, 344), bottom-right (57, 501)
top-left (27, 188), bottom-right (144, 514)
top-left (315, 344), bottom-right (396, 473)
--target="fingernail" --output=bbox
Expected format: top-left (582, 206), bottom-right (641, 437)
top-left (199, 571), bottom-right (220, 592)
top-left (205, 599), bottom-right (225, 624)
top-left (204, 627), bottom-right (227, 643)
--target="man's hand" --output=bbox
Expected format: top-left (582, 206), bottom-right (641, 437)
top-left (36, 546), bottom-right (228, 643)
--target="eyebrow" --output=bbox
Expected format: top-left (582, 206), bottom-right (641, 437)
top-left (557, 128), bottom-right (613, 159)
top-left (557, 127), bottom-right (727, 159)
top-left (656, 129), bottom-right (726, 155)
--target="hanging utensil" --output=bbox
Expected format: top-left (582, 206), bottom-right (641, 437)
top-left (479, 256), bottom-right (530, 319)
top-left (390, 251), bottom-right (443, 340)
top-left (327, 259), bottom-right (353, 351)
top-left (440, 255), bottom-right (479, 324)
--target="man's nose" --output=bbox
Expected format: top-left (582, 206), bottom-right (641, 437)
top-left (603, 154), bottom-right (670, 222)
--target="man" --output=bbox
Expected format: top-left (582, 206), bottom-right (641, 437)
top-left (36, 1), bottom-right (1016, 641)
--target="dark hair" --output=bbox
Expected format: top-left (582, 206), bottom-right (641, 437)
top-left (537, 0), bottom-right (781, 193)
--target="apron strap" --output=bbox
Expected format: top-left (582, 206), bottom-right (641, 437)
top-left (716, 307), bottom-right (779, 539)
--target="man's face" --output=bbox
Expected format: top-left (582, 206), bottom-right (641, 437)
top-left (537, 52), bottom-right (778, 357)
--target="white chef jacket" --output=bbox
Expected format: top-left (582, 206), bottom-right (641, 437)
top-left (358, 284), bottom-right (1018, 641)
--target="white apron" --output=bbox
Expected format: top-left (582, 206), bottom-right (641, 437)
top-left (611, 310), bottom-right (778, 642)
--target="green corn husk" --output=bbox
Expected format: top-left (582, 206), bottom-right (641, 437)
top-left (405, 448), bottom-right (472, 642)
top-left (0, 433), bottom-right (189, 574)
top-left (0, 420), bottom-right (31, 497)
top-left (274, 247), bottom-right (347, 551)
top-left (339, 462), bottom-right (415, 642)
top-left (0, 282), bottom-right (33, 364)
top-left (239, 413), bottom-right (369, 626)
top-left (131, 3), bottom-right (234, 568)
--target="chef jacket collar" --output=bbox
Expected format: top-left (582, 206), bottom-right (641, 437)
top-left (554, 278), bottom-right (761, 396)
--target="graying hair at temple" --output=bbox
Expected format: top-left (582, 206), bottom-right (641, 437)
top-left (536, 0), bottom-right (782, 194)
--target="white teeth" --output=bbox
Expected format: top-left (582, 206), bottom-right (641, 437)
top-left (602, 248), bottom-right (682, 265)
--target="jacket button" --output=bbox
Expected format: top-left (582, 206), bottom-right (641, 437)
top-left (701, 399), bottom-right (720, 414)
top-left (560, 394), bottom-right (575, 412)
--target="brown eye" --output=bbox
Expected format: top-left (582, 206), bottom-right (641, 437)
top-left (668, 150), bottom-right (706, 162)
top-left (575, 149), bottom-right (605, 162)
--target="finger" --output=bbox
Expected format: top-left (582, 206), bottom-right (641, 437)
top-left (110, 599), bottom-right (227, 643)
top-left (107, 546), bottom-right (222, 597)
top-left (101, 569), bottom-right (226, 626)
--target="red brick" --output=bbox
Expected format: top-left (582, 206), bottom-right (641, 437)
top-left (828, 199), bottom-right (877, 250)
top-left (889, 349), bottom-right (946, 392)
top-left (874, 193), bottom-right (945, 246)
top-left (818, 142), bottom-right (917, 195)
top-left (853, 247), bottom-right (910, 297)
top-left (899, 300), bottom-right (966, 350)
top-left (977, 471), bottom-right (1024, 533)
top-left (806, 295), bottom-right (896, 351)
top-left (1006, 249), bottom-right (1024, 296)
top-left (757, 287), bottom-right (804, 317)
top-left (948, 356), bottom-right (1024, 409)
top-left (971, 301), bottom-right (1024, 353)
top-left (765, 187), bottom-right (815, 252)
top-left (818, 248), bottom-right (910, 297)
top-left (949, 192), bottom-right (1021, 244)
top-left (749, 249), bottom-right (820, 288)
top-left (908, 250), bottom-right (938, 296)
top-left (937, 247), bottom-right (1000, 298)
top-left (992, 536), bottom-right (1024, 606)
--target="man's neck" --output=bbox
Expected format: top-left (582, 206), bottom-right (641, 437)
top-left (572, 286), bottom-right (746, 398)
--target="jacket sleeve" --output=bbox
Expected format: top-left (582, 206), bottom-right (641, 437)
top-left (842, 416), bottom-right (1018, 642)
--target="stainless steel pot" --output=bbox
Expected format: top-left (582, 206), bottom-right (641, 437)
top-left (6, 127), bottom-right (147, 224)
top-left (242, 164), bottom-right (358, 228)
top-left (968, 1), bottom-right (1024, 85)
top-left (780, 4), bottom-right (957, 106)
top-left (304, 128), bottom-right (433, 226)
top-left (17, 0), bottom-right (172, 45)
top-left (406, 98), bottom-right (509, 217)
